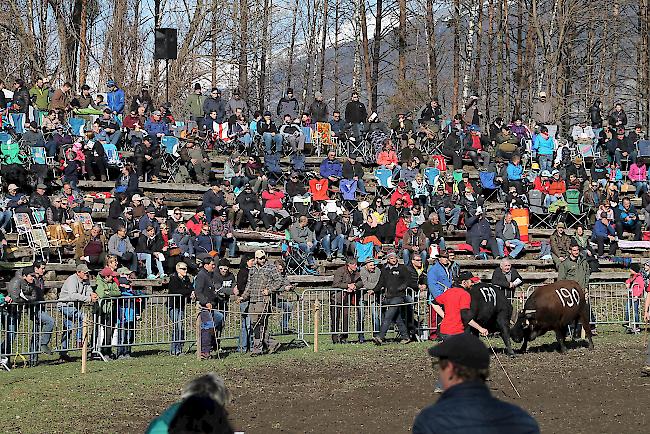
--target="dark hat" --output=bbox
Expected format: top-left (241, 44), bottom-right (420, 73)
top-left (427, 333), bottom-right (490, 370)
top-left (287, 87), bottom-right (294, 94)
top-left (233, 88), bottom-right (240, 95)
top-left (210, 179), bottom-right (221, 187)
top-left (202, 257), bottom-right (215, 265)
top-left (81, 84), bottom-right (90, 91)
top-left (194, 83), bottom-right (202, 90)
top-left (218, 258), bottom-right (230, 267)
top-left (146, 206), bottom-right (156, 213)
top-left (29, 121), bottom-right (38, 129)
top-left (22, 266), bottom-right (35, 277)
top-left (438, 250), bottom-right (449, 258)
top-left (458, 271), bottom-right (479, 282)
top-left (196, 206), bottom-right (205, 213)
top-left (219, 210), bottom-right (227, 217)
top-left (264, 110), bottom-right (272, 117)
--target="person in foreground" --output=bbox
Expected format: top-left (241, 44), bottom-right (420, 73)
top-left (412, 334), bottom-right (540, 434)
top-left (146, 372), bottom-right (235, 434)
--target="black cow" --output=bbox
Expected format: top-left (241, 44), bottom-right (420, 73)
top-left (510, 280), bottom-right (594, 353)
top-left (467, 282), bottom-right (514, 356)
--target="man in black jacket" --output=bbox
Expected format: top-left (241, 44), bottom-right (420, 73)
top-left (342, 154), bottom-right (367, 194)
top-left (194, 258), bottom-right (223, 359)
top-left (309, 91), bottom-right (328, 123)
top-left (466, 207), bottom-right (500, 259)
top-left (372, 251), bottom-right (411, 345)
top-left (201, 181), bottom-right (226, 222)
top-left (490, 258), bottom-right (524, 299)
top-left (344, 92), bottom-right (368, 140)
top-left (441, 131), bottom-right (463, 169)
top-left (430, 186), bottom-right (461, 230)
top-left (134, 136), bottom-right (162, 182)
top-left (413, 334), bottom-right (540, 434)
top-left (235, 184), bottom-right (263, 230)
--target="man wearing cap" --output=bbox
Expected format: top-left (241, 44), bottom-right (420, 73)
top-left (262, 181), bottom-right (291, 231)
top-left (342, 154), bottom-right (368, 195)
top-left (400, 137), bottom-right (424, 164)
top-left (106, 80), bottom-right (125, 115)
top-left (202, 88), bottom-right (226, 122)
top-left (276, 88), bottom-right (299, 120)
top-left (144, 110), bottom-right (170, 143)
top-left (57, 264), bottom-right (97, 361)
top-left (258, 111), bottom-right (283, 154)
top-left (430, 187), bottom-right (460, 231)
top-left (462, 126), bottom-right (490, 170)
top-left (186, 83), bottom-right (206, 129)
top-left (227, 88), bottom-right (249, 118)
top-left (201, 181), bottom-right (226, 222)
top-left (139, 206), bottom-right (161, 234)
top-left (466, 208), bottom-right (500, 259)
top-left (550, 221), bottom-right (572, 267)
top-left (210, 210), bottom-right (237, 257)
top-left (179, 138), bottom-right (211, 184)
top-left (390, 181), bottom-right (414, 208)
top-left (194, 257), bottom-right (224, 359)
top-left (403, 220), bottom-right (427, 264)
top-left (331, 257), bottom-right (361, 344)
top-left (532, 90), bottom-right (554, 135)
top-left (240, 250), bottom-right (290, 355)
top-left (413, 333), bottom-right (539, 433)
top-left (213, 257), bottom-right (236, 319)
top-left (309, 91), bottom-right (328, 123)
top-left (29, 183), bottom-right (51, 211)
top-left (95, 267), bottom-right (122, 358)
top-left (372, 251), bottom-right (411, 345)
top-left (532, 169), bottom-right (551, 195)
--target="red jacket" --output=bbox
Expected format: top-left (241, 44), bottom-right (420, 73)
top-left (261, 189), bottom-right (285, 209)
top-left (377, 150), bottom-right (398, 166)
top-left (395, 218), bottom-right (409, 244)
top-left (533, 177), bottom-right (551, 195)
top-left (548, 180), bottom-right (566, 196)
top-left (390, 189), bottom-right (413, 208)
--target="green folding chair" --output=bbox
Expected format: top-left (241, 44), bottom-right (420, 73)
top-left (1, 141), bottom-right (25, 165)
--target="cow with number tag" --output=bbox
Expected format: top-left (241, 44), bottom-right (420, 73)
top-left (510, 279), bottom-right (594, 353)
top-left (466, 280), bottom-right (515, 356)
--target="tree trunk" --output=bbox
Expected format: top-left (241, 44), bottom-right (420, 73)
top-left (425, 0), bottom-right (438, 99)
top-left (370, 0), bottom-right (383, 113)
top-left (78, 0), bottom-right (88, 88)
top-left (259, 0), bottom-right (271, 110)
top-left (287, 0), bottom-right (299, 89)
top-left (359, 0), bottom-right (373, 102)
top-left (486, 0), bottom-right (494, 120)
top-left (335, 0), bottom-right (341, 108)
top-left (398, 0), bottom-right (407, 82)
top-left (472, 0), bottom-right (484, 95)
top-left (318, 0), bottom-right (329, 92)
top-left (211, 3), bottom-right (218, 85)
top-left (496, 1), bottom-right (504, 115)
top-left (239, 0), bottom-right (249, 99)
top-left (462, 1), bottom-right (479, 100)
top-left (452, 0), bottom-right (460, 114)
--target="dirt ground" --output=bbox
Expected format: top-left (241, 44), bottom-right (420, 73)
top-left (223, 336), bottom-right (650, 434)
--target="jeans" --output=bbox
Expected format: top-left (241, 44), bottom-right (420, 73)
top-left (403, 249), bottom-right (427, 265)
top-left (297, 242), bottom-right (316, 265)
top-left (358, 299), bottom-right (381, 340)
top-left (275, 301), bottom-right (293, 331)
top-left (378, 296), bottom-right (409, 340)
top-left (44, 140), bottom-right (58, 157)
top-left (321, 234), bottom-right (345, 257)
top-left (238, 301), bottom-right (252, 352)
top-left (199, 309), bottom-right (225, 353)
top-left (1, 311), bottom-right (19, 355)
top-left (437, 207), bottom-right (460, 226)
top-left (239, 133), bottom-right (252, 147)
top-left (0, 210), bottom-right (12, 231)
top-left (496, 238), bottom-right (526, 258)
top-left (137, 252), bottom-right (165, 277)
top-left (624, 296), bottom-right (640, 326)
top-left (214, 235), bottom-right (236, 257)
top-left (538, 154), bottom-right (553, 172)
top-left (635, 181), bottom-right (647, 196)
top-left (263, 132), bottom-right (283, 154)
top-left (107, 131), bottom-right (122, 146)
top-left (31, 309), bottom-right (54, 350)
top-left (169, 307), bottom-right (185, 355)
top-left (58, 305), bottom-right (85, 355)
top-left (357, 179), bottom-right (368, 194)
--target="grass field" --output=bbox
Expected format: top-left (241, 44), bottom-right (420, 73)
top-left (1, 329), bottom-right (649, 434)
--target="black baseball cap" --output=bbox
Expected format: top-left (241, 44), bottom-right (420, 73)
top-left (427, 333), bottom-right (490, 369)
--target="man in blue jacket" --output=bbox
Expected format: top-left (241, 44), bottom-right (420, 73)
top-left (591, 212), bottom-right (618, 256)
top-left (144, 110), bottom-right (170, 144)
top-left (106, 80), bottom-right (125, 115)
top-left (615, 197), bottom-right (642, 241)
top-left (466, 207), bottom-right (500, 259)
top-left (413, 333), bottom-right (540, 434)
top-left (319, 151), bottom-right (343, 183)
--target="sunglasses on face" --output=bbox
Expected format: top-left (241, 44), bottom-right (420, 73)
top-left (178, 267), bottom-right (187, 271)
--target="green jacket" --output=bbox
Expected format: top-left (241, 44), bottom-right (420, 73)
top-left (186, 93), bottom-right (205, 118)
top-left (557, 256), bottom-right (591, 291)
top-left (29, 85), bottom-right (50, 110)
top-left (95, 276), bottom-right (122, 314)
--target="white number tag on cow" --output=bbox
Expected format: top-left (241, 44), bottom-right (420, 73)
top-left (480, 286), bottom-right (497, 306)
top-left (555, 287), bottom-right (580, 308)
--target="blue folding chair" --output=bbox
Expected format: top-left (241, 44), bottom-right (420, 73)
top-left (10, 113), bottom-right (26, 134)
top-left (374, 167), bottom-right (395, 197)
top-left (161, 136), bottom-right (181, 182)
top-left (69, 118), bottom-right (86, 136)
top-left (424, 167), bottom-right (441, 187)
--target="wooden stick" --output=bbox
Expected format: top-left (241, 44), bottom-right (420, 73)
top-left (81, 315), bottom-right (88, 374)
top-left (314, 299), bottom-right (320, 353)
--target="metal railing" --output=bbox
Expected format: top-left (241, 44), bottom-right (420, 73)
top-left (0, 282), bottom-right (640, 368)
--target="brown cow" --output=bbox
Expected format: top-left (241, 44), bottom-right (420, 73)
top-left (510, 280), bottom-right (594, 353)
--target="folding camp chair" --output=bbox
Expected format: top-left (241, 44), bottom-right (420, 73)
top-left (160, 136), bottom-right (182, 182)
top-left (291, 195), bottom-right (313, 216)
top-left (29, 227), bottom-right (62, 263)
top-left (479, 170), bottom-right (502, 202)
top-left (264, 152), bottom-right (285, 183)
top-left (9, 113), bottom-right (26, 134)
top-left (1, 141), bottom-right (25, 165)
top-left (30, 146), bottom-right (55, 167)
top-left (68, 118), bottom-right (86, 136)
top-left (282, 241), bottom-right (315, 275)
top-left (637, 140), bottom-right (650, 159)
top-left (528, 190), bottom-right (556, 228)
top-left (102, 143), bottom-right (123, 178)
top-left (424, 167), bottom-right (441, 189)
top-left (307, 178), bottom-right (328, 202)
top-left (374, 167), bottom-right (395, 198)
top-left (339, 179), bottom-right (358, 210)
top-left (564, 189), bottom-right (588, 228)
top-left (13, 212), bottom-right (45, 246)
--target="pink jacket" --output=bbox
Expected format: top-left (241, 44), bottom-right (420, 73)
top-left (625, 272), bottom-right (647, 298)
top-left (628, 163), bottom-right (647, 182)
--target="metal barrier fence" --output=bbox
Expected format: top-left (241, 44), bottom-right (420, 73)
top-left (0, 282), bottom-right (639, 367)
top-left (526, 282), bottom-right (637, 329)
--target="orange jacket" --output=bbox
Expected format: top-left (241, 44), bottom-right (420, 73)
top-left (377, 150), bottom-right (398, 166)
top-left (548, 180), bottom-right (566, 196)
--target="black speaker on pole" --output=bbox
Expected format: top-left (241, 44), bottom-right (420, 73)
top-left (154, 28), bottom-right (178, 60)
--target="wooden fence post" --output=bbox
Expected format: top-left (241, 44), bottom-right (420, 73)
top-left (196, 306), bottom-right (201, 360)
top-left (81, 315), bottom-right (89, 374)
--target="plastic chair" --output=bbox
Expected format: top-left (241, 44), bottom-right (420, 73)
top-left (479, 171), bottom-right (501, 202)
top-left (565, 189), bottom-right (588, 228)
